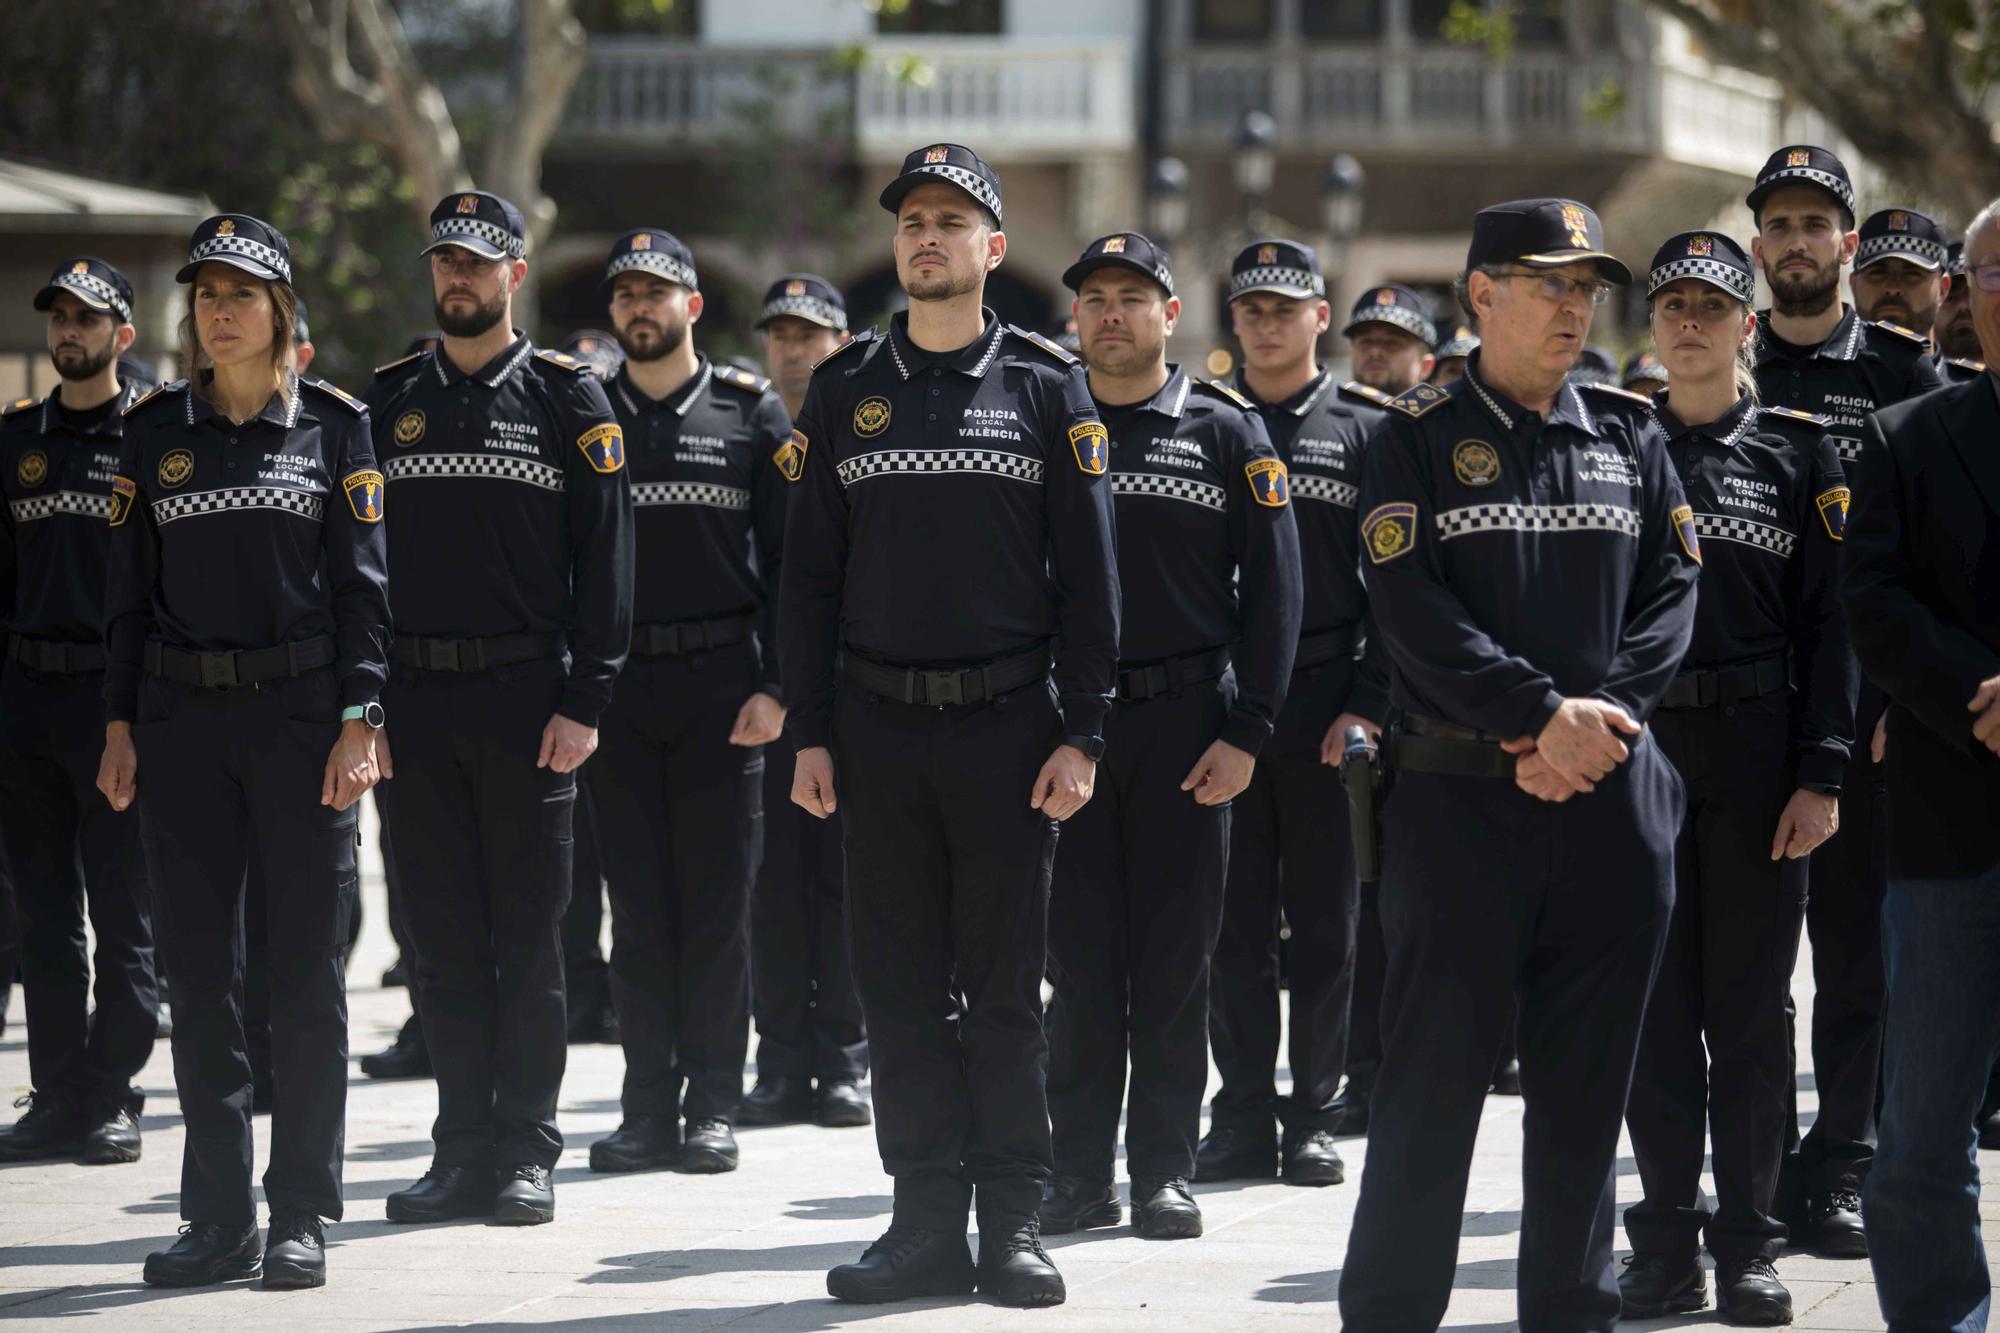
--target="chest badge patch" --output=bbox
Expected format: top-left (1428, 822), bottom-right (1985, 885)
top-left (343, 470), bottom-right (385, 522)
top-left (1069, 421), bottom-right (1109, 475)
top-left (1246, 458), bottom-right (1290, 507)
top-left (17, 450), bottom-right (48, 489)
top-left (576, 423), bottom-right (626, 474)
top-left (853, 396), bottom-right (892, 439)
top-left (773, 428), bottom-right (808, 482)
top-left (108, 476), bottom-right (136, 527)
top-left (158, 448), bottom-right (194, 489)
top-left (1671, 503), bottom-right (1703, 565)
top-left (1452, 439), bottom-right (1501, 487)
top-left (1362, 502), bottom-right (1418, 564)
top-left (1816, 486), bottom-right (1849, 541)
top-left (393, 410), bottom-right (426, 447)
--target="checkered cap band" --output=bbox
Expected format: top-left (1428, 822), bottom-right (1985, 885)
top-left (760, 295), bottom-right (846, 330)
top-left (1290, 475), bottom-right (1359, 509)
top-left (1435, 501), bottom-right (1642, 541)
top-left (188, 234), bottom-right (292, 284)
top-left (1648, 256), bottom-right (1755, 302)
top-left (429, 218), bottom-right (525, 260)
top-left (903, 164), bottom-right (1003, 225)
top-left (382, 453), bottom-right (563, 491)
top-left (1692, 511), bottom-right (1795, 558)
top-left (1232, 266), bottom-right (1325, 298)
top-left (607, 252), bottom-right (697, 291)
top-left (1856, 234), bottom-right (1948, 270)
top-left (1110, 472), bottom-right (1226, 511)
top-left (1758, 167), bottom-right (1855, 215)
top-left (632, 481), bottom-right (750, 510)
top-left (1348, 305), bottom-right (1436, 345)
top-left (9, 491), bottom-right (115, 524)
top-left (50, 273), bottom-right (131, 322)
top-left (153, 487), bottom-right (323, 526)
top-left (836, 448), bottom-right (1041, 488)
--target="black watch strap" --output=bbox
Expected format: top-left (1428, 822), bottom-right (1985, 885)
top-left (1063, 733), bottom-right (1105, 762)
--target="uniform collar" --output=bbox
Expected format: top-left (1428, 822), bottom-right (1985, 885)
top-left (184, 372), bottom-right (303, 430)
top-left (1235, 366), bottom-right (1333, 417)
top-left (1463, 350), bottom-right (1601, 437)
top-left (614, 355), bottom-right (713, 420)
top-left (432, 331), bottom-right (535, 389)
top-left (885, 309), bottom-right (1006, 381)
top-left (38, 380), bottom-right (138, 437)
top-left (1098, 365), bottom-right (1191, 419)
top-left (1756, 304), bottom-right (1863, 363)
top-left (1651, 392), bottom-right (1759, 450)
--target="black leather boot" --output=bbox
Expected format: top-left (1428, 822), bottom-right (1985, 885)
top-left (589, 1115), bottom-right (679, 1173)
top-left (143, 1222), bottom-right (263, 1287)
top-left (1716, 1257), bottom-right (1791, 1325)
top-left (977, 1179), bottom-right (1066, 1307)
top-left (816, 1080), bottom-right (872, 1128)
top-left (384, 1164), bottom-right (495, 1223)
top-left (1281, 1127), bottom-right (1345, 1186)
top-left (1193, 1121), bottom-right (1277, 1181)
top-left (1038, 1176), bottom-right (1120, 1234)
top-left (0, 1091), bottom-right (86, 1161)
top-left (736, 1076), bottom-right (812, 1126)
top-left (678, 1119), bottom-right (739, 1173)
top-left (263, 1213), bottom-right (326, 1289)
top-left (359, 1016), bottom-right (430, 1080)
top-left (1131, 1176), bottom-right (1203, 1239)
top-left (1617, 1252), bottom-right (1707, 1317)
top-left (826, 1225), bottom-right (976, 1303)
top-left (494, 1164), bottom-right (555, 1225)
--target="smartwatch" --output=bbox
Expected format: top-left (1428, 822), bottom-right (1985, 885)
top-left (1063, 734), bottom-right (1106, 763)
top-left (341, 702), bottom-right (386, 729)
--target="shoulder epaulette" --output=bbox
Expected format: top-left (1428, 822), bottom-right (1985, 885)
top-left (812, 329), bottom-right (872, 371)
top-left (123, 381), bottom-right (181, 417)
top-left (1195, 377), bottom-right (1254, 410)
top-left (1339, 380), bottom-right (1393, 407)
top-left (1761, 405), bottom-right (1830, 428)
top-left (372, 350), bottom-right (426, 379)
top-left (712, 363), bottom-right (773, 395)
top-left (1008, 326), bottom-right (1080, 366)
top-left (2, 397), bottom-right (39, 417)
top-left (1578, 381), bottom-right (1652, 408)
top-left (535, 350), bottom-right (590, 375)
top-left (303, 378), bottom-right (367, 415)
top-left (1869, 320), bottom-right (1931, 349)
top-left (1947, 356), bottom-right (1987, 373)
top-left (1384, 382), bottom-right (1450, 418)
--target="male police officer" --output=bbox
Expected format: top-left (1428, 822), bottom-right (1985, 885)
top-left (1199, 239), bottom-right (1386, 1187)
top-left (584, 229), bottom-right (789, 1175)
top-left (743, 273), bottom-right (869, 1128)
top-left (1340, 198), bottom-right (1699, 1329)
top-left (1431, 325), bottom-right (1478, 387)
top-left (1624, 350), bottom-right (1670, 397)
top-left (1343, 284), bottom-right (1437, 395)
top-left (1041, 233), bottom-right (1301, 1241)
top-left (1747, 146), bottom-right (1943, 1255)
top-left (0, 258), bottom-right (156, 1163)
top-left (781, 143), bottom-right (1117, 1307)
top-left (367, 191), bottom-right (633, 1226)
top-left (1936, 242), bottom-right (1985, 382)
top-left (1850, 207), bottom-right (1952, 341)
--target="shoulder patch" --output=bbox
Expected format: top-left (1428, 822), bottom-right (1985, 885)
top-left (304, 378), bottom-right (367, 415)
top-left (772, 427), bottom-right (808, 482)
top-left (1815, 485), bottom-right (1849, 541)
top-left (713, 363), bottom-right (774, 395)
top-left (1384, 383), bottom-right (1449, 418)
top-left (1339, 380), bottom-right (1393, 406)
top-left (812, 330), bottom-right (871, 371)
top-left (1671, 503), bottom-right (1703, 565)
top-left (1197, 377), bottom-right (1254, 410)
top-left (536, 350), bottom-right (590, 375)
top-left (1579, 381), bottom-right (1652, 407)
top-left (1869, 319), bottom-right (1931, 348)
top-left (1361, 502), bottom-right (1418, 563)
top-left (576, 422), bottom-right (626, 474)
top-left (1947, 357), bottom-right (1987, 373)
top-left (1245, 457), bottom-right (1290, 507)
top-left (1010, 326), bottom-right (1080, 366)
top-left (1760, 405), bottom-right (1830, 428)
top-left (371, 350), bottom-right (425, 378)
top-left (2, 397), bottom-right (39, 416)
top-left (122, 381), bottom-right (180, 417)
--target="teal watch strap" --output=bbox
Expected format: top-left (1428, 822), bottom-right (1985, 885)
top-left (340, 706), bottom-right (366, 722)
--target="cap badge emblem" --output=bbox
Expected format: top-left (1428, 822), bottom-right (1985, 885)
top-left (786, 278), bottom-right (807, 296)
top-left (924, 146), bottom-right (950, 164)
top-left (632, 232), bottom-right (652, 251)
top-left (1257, 244), bottom-right (1278, 265)
top-left (1561, 204), bottom-right (1590, 248)
top-left (1375, 288), bottom-right (1396, 305)
top-left (215, 219), bottom-right (236, 237)
top-left (1888, 211), bottom-right (1910, 231)
top-left (457, 195), bottom-right (479, 214)
top-left (1102, 236), bottom-right (1127, 254)
top-left (1687, 235), bottom-right (1713, 257)
top-left (1788, 148), bottom-right (1812, 168)
top-left (71, 261), bottom-right (89, 275)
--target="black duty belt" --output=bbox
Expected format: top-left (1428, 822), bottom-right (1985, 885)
top-left (1390, 712), bottom-right (1516, 780)
top-left (840, 643), bottom-right (1052, 707)
top-left (1118, 646), bottom-right (1231, 702)
top-left (1294, 623), bottom-right (1361, 672)
top-left (1659, 654), bottom-right (1789, 709)
top-left (146, 635), bottom-right (335, 689)
top-left (630, 614), bottom-right (753, 658)
top-left (8, 634), bottom-right (106, 674)
top-left (391, 630), bottom-right (566, 674)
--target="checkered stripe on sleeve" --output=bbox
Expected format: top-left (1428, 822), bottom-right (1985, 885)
top-left (1692, 511), bottom-right (1796, 558)
top-left (631, 481), bottom-right (751, 510)
top-left (1111, 472), bottom-right (1226, 511)
top-left (382, 453), bottom-right (565, 492)
top-left (1435, 502), bottom-right (1641, 541)
top-left (152, 487), bottom-right (324, 526)
top-left (1290, 475), bottom-right (1358, 508)
top-left (836, 449), bottom-right (1043, 487)
top-left (9, 490), bottom-right (117, 523)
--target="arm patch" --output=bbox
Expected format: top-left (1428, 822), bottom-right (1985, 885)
top-left (108, 476), bottom-right (137, 527)
top-left (1816, 486), bottom-right (1849, 541)
top-left (343, 470), bottom-right (385, 522)
top-left (1671, 503), bottom-right (1702, 565)
top-left (1069, 421), bottom-right (1109, 475)
top-left (1245, 458), bottom-right (1290, 507)
top-left (576, 422), bottom-right (626, 474)
top-left (1361, 502), bottom-right (1418, 563)
top-left (773, 428), bottom-right (808, 482)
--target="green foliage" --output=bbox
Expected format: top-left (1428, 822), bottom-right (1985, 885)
top-left (1441, 0), bottom-right (1517, 58)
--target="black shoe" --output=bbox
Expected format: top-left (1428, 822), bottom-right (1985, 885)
top-left (1716, 1257), bottom-right (1791, 1325)
top-left (1617, 1252), bottom-right (1707, 1317)
top-left (1194, 1123), bottom-right (1277, 1182)
top-left (1489, 1058), bottom-right (1522, 1096)
top-left (1132, 1176), bottom-right (1203, 1239)
top-left (1038, 1176), bottom-right (1120, 1234)
top-left (0, 1091), bottom-right (87, 1162)
top-left (359, 1018), bottom-right (430, 1080)
top-left (494, 1164), bottom-right (555, 1225)
top-left (565, 993), bottom-right (615, 1045)
top-left (1281, 1128), bottom-right (1345, 1186)
top-left (1807, 1179), bottom-right (1867, 1258)
top-left (81, 1101), bottom-right (142, 1165)
top-left (736, 1077), bottom-right (812, 1126)
top-left (381, 957), bottom-right (409, 988)
top-left (817, 1080), bottom-right (872, 1128)
top-left (384, 1164), bottom-right (495, 1223)
top-left (826, 1225), bottom-right (976, 1303)
top-left (678, 1119), bottom-right (739, 1173)
top-left (1327, 1082), bottom-right (1371, 1136)
top-left (143, 1222), bottom-right (263, 1287)
top-left (263, 1212), bottom-right (326, 1290)
top-left (976, 1213), bottom-right (1066, 1307)
top-left (589, 1115), bottom-right (679, 1173)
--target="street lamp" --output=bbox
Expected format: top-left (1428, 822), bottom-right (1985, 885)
top-left (1233, 110), bottom-right (1277, 206)
top-left (1148, 156), bottom-right (1190, 244)
top-left (1321, 153), bottom-right (1366, 242)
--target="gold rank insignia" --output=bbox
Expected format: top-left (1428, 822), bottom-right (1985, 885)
top-left (108, 476), bottom-right (136, 527)
top-left (1452, 439), bottom-right (1500, 487)
top-left (1817, 486), bottom-right (1849, 541)
top-left (1069, 421), bottom-right (1109, 476)
top-left (1362, 502), bottom-right (1417, 564)
top-left (1672, 503), bottom-right (1702, 564)
top-left (1246, 458), bottom-right (1290, 507)
top-left (158, 448), bottom-right (194, 489)
top-left (343, 470), bottom-right (385, 523)
top-left (1562, 203), bottom-right (1590, 248)
top-left (773, 428), bottom-right (807, 482)
top-left (17, 450), bottom-right (48, 489)
top-left (853, 396), bottom-right (892, 439)
top-left (576, 423), bottom-right (626, 474)
top-left (393, 410), bottom-right (425, 447)
top-left (1385, 383), bottom-right (1447, 417)
top-left (1375, 288), bottom-right (1396, 305)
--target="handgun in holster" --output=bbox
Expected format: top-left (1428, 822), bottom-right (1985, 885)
top-left (1340, 723), bottom-right (1390, 884)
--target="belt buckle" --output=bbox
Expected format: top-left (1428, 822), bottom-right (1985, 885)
top-left (919, 669), bottom-right (964, 707)
top-left (199, 652), bottom-right (240, 689)
top-left (422, 639), bottom-right (463, 671)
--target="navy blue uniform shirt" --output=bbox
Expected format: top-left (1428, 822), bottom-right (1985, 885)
top-left (1, 382), bottom-right (142, 643)
top-left (1754, 308), bottom-right (1942, 466)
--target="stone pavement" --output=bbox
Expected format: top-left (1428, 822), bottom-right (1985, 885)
top-left (1, 807), bottom-right (1990, 1329)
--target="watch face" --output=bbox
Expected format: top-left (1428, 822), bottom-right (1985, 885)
top-left (363, 702), bottom-right (386, 728)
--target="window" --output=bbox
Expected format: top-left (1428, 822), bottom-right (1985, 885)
top-left (876, 0), bottom-right (1004, 35)
top-left (1194, 0), bottom-right (1274, 41)
top-left (573, 0), bottom-right (698, 37)
top-left (1302, 0), bottom-right (1385, 39)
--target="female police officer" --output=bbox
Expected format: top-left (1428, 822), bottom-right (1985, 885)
top-left (1618, 231), bottom-right (1855, 1324)
top-left (96, 214), bottom-right (391, 1292)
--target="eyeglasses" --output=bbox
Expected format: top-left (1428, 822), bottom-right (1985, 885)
top-left (1492, 270), bottom-right (1615, 306)
top-left (1970, 262), bottom-right (2000, 293)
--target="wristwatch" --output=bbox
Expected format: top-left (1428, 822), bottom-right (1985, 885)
top-left (1063, 734), bottom-right (1106, 763)
top-left (1801, 780), bottom-right (1840, 797)
top-left (341, 702), bottom-right (386, 729)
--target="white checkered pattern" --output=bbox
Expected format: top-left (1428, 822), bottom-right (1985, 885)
top-left (904, 164), bottom-right (1002, 225)
top-left (188, 233), bottom-right (291, 283)
top-left (1291, 475), bottom-right (1359, 508)
top-left (607, 252), bottom-right (697, 291)
top-left (759, 295), bottom-right (845, 329)
top-left (152, 487), bottom-right (324, 526)
top-left (1111, 472), bottom-right (1226, 511)
top-left (1758, 166), bottom-right (1854, 214)
top-left (429, 218), bottom-right (525, 260)
top-left (1647, 256), bottom-right (1755, 302)
top-left (1468, 375), bottom-right (1514, 430)
top-left (51, 272), bottom-right (131, 322)
top-left (1827, 434), bottom-right (1864, 463)
top-left (1231, 265), bottom-right (1325, 298)
top-left (1693, 511), bottom-right (1796, 558)
top-left (837, 449), bottom-right (1043, 487)
top-left (1436, 501), bottom-right (1641, 541)
top-left (1348, 304), bottom-right (1436, 346)
top-left (887, 323), bottom-right (1004, 381)
top-left (1857, 234), bottom-right (1946, 271)
top-left (383, 453), bottom-right (564, 492)
top-left (632, 481), bottom-right (750, 510)
top-left (9, 490), bottom-right (115, 524)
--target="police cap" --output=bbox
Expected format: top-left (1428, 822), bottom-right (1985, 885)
top-left (1856, 208), bottom-right (1949, 273)
top-left (1229, 238), bottom-right (1324, 302)
top-left (1466, 198), bottom-right (1631, 285)
top-left (1342, 283), bottom-right (1437, 348)
top-left (34, 256), bottom-right (134, 324)
top-left (756, 274), bottom-right (848, 331)
top-left (603, 228), bottom-right (697, 294)
top-left (1647, 230), bottom-right (1756, 303)
top-left (177, 214), bottom-right (293, 286)
top-left (422, 190), bottom-right (527, 262)
top-left (1746, 145), bottom-right (1856, 226)
top-left (1063, 232), bottom-right (1175, 297)
top-left (879, 144), bottom-right (1003, 228)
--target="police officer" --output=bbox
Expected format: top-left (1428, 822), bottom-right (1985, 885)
top-left (0, 258), bottom-right (156, 1164)
top-left (1746, 145), bottom-right (1943, 1254)
top-left (1430, 324), bottom-right (1478, 386)
top-left (1618, 231), bottom-right (1856, 1324)
top-left (1340, 198), bottom-right (1699, 1328)
top-left (1624, 350), bottom-right (1671, 397)
top-left (1850, 207), bottom-right (1951, 342)
top-left (1936, 242), bottom-right (1985, 382)
top-left (557, 329), bottom-right (625, 380)
top-left (781, 143), bottom-right (1117, 1307)
top-left (1041, 233), bottom-right (1302, 1240)
top-left (366, 191), bottom-right (633, 1226)
top-left (582, 228), bottom-right (788, 1175)
top-left (1571, 344), bottom-right (1620, 386)
top-left (1342, 283), bottom-right (1437, 395)
top-left (743, 273), bottom-right (870, 1128)
top-left (98, 214), bottom-right (389, 1288)
top-left (1198, 238), bottom-right (1386, 1188)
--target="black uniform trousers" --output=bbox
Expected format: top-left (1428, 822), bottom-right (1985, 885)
top-left (834, 678), bottom-right (1062, 1228)
top-left (1339, 735), bottom-right (1680, 1332)
top-left (382, 659), bottom-right (574, 1171)
top-left (593, 644), bottom-right (760, 1123)
top-left (1047, 678), bottom-right (1231, 1183)
top-left (0, 660), bottom-right (157, 1106)
top-left (1626, 695), bottom-right (1807, 1265)
top-left (560, 785), bottom-right (609, 1016)
top-left (134, 668), bottom-right (355, 1224)
top-left (1345, 876), bottom-right (1385, 1092)
top-left (1209, 658), bottom-right (1358, 1134)
top-left (752, 753), bottom-right (866, 1083)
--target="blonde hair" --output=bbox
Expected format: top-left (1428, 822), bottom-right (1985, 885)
top-left (1733, 307), bottom-right (1762, 407)
top-left (179, 274), bottom-right (299, 410)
